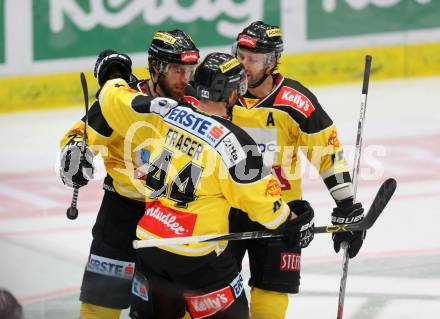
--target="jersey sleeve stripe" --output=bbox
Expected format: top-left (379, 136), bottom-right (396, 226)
top-left (323, 171), bottom-right (352, 190)
top-left (329, 183), bottom-right (354, 202)
top-left (261, 202), bottom-right (290, 229)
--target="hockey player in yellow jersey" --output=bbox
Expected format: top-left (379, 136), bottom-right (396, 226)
top-left (59, 30), bottom-right (200, 319)
top-left (227, 21), bottom-right (366, 318)
top-left (97, 52), bottom-right (315, 319)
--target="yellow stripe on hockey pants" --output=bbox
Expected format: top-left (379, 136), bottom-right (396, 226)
top-left (80, 303), bottom-right (122, 319)
top-left (250, 287), bottom-right (288, 319)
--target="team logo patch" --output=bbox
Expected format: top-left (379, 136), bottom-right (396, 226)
top-left (138, 201), bottom-right (197, 238)
top-left (265, 178), bottom-right (281, 197)
top-left (86, 254), bottom-right (135, 280)
top-left (181, 51), bottom-right (199, 63)
top-left (241, 97), bottom-right (260, 109)
top-left (185, 286), bottom-right (235, 319)
top-left (237, 35), bottom-right (257, 48)
top-left (327, 129), bottom-right (341, 148)
top-left (280, 252), bottom-right (301, 272)
top-left (274, 86), bottom-right (315, 118)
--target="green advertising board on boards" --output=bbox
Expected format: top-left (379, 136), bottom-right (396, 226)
top-left (307, 0), bottom-right (440, 39)
top-left (33, 0), bottom-right (281, 60)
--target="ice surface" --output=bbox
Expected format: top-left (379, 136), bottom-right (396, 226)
top-left (0, 76), bottom-right (439, 318)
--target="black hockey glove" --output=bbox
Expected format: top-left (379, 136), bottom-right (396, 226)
top-left (282, 200), bottom-right (315, 248)
top-left (332, 202), bottom-right (365, 258)
top-left (94, 49), bottom-right (132, 86)
top-left (60, 140), bottom-right (94, 188)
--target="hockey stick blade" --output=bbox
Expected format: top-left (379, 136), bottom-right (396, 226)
top-left (133, 178), bottom-right (397, 249)
top-left (315, 177), bottom-right (397, 234)
top-left (353, 177), bottom-right (396, 231)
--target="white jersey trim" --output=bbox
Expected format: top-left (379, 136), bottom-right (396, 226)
top-left (136, 228), bottom-right (219, 254)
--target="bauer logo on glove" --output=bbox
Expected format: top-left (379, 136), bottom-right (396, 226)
top-left (331, 214), bottom-right (364, 224)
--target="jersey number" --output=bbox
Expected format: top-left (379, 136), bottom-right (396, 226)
top-left (145, 149), bottom-right (202, 208)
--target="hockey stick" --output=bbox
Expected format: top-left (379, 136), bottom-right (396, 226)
top-left (66, 72), bottom-right (89, 220)
top-left (132, 178), bottom-right (396, 249)
top-left (337, 54), bottom-right (372, 319)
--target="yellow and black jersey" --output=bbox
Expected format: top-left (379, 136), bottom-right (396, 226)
top-left (59, 79), bottom-right (197, 201)
top-left (232, 73), bottom-right (353, 204)
top-left (98, 78), bottom-right (291, 257)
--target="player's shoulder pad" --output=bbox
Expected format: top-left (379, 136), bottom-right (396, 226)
top-left (163, 105), bottom-right (268, 184)
top-left (273, 77), bottom-right (333, 133)
top-left (210, 116), bottom-right (269, 184)
top-left (84, 100), bottom-right (113, 137)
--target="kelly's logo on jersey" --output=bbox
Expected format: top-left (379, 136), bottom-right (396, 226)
top-left (185, 286), bottom-right (235, 318)
top-left (274, 86), bottom-right (315, 118)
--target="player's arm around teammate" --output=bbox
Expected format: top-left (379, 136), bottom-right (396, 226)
top-left (60, 30), bottom-right (200, 319)
top-left (98, 53), bottom-right (315, 319)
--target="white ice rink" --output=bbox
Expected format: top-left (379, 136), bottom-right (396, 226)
top-left (0, 76), bottom-right (439, 318)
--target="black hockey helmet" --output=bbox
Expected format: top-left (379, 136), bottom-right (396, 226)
top-left (233, 21), bottom-right (283, 56)
top-left (148, 29), bottom-right (199, 73)
top-left (193, 53), bottom-right (247, 102)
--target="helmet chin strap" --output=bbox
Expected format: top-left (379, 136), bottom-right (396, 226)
top-left (151, 71), bottom-right (174, 99)
top-left (225, 100), bottom-right (233, 119)
top-left (151, 60), bottom-right (173, 98)
top-left (225, 90), bottom-right (240, 119)
top-left (150, 61), bottom-right (163, 97)
top-left (157, 73), bottom-right (176, 99)
top-left (248, 72), bottom-right (269, 89)
top-left (248, 62), bottom-right (276, 89)
top-left (152, 73), bottom-right (162, 97)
